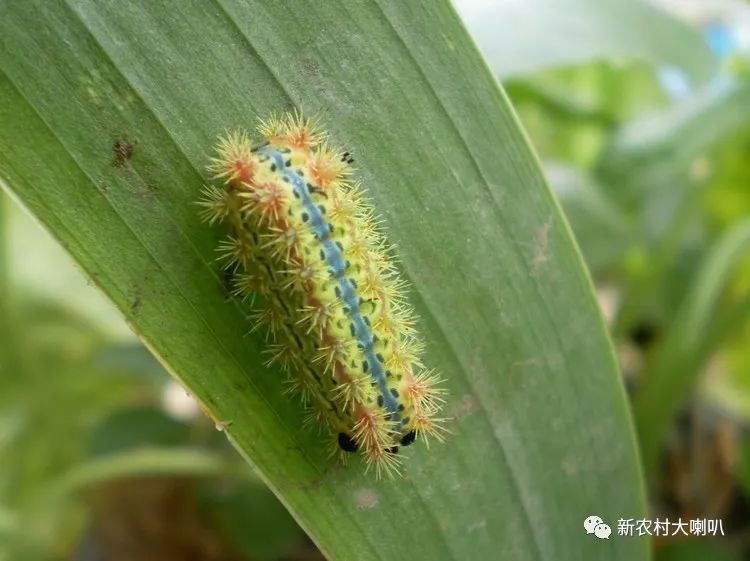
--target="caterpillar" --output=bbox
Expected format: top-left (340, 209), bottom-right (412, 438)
top-left (199, 113), bottom-right (445, 476)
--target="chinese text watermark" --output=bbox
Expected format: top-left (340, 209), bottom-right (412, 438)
top-left (585, 515), bottom-right (725, 539)
top-left (616, 518), bottom-right (725, 537)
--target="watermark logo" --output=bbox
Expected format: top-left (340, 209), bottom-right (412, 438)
top-left (585, 515), bottom-right (725, 539)
top-left (584, 515), bottom-right (611, 540)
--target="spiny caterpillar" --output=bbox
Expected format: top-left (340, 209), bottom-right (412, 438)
top-left (199, 113), bottom-right (446, 476)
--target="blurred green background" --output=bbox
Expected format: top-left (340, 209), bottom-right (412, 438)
top-left (1, 0), bottom-right (749, 560)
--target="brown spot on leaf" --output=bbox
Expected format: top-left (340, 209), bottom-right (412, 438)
top-left (449, 394), bottom-right (478, 422)
top-left (112, 138), bottom-right (134, 167)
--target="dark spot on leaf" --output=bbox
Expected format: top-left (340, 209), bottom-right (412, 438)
top-left (130, 294), bottom-right (142, 315)
top-left (112, 138), bottom-right (134, 167)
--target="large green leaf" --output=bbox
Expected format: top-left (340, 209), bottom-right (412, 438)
top-left (0, 2), bottom-right (646, 559)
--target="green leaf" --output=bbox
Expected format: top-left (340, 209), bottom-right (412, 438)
top-left (455, 0), bottom-right (716, 81)
top-left (37, 448), bottom-right (242, 504)
top-left (598, 82), bottom-right (750, 207)
top-left (0, 2), bottom-right (646, 559)
top-left (595, 84), bottom-right (750, 340)
top-left (87, 406), bottom-right (193, 457)
top-left (633, 219), bottom-right (750, 477)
